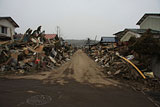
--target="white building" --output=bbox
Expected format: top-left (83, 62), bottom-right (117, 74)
top-left (120, 29), bottom-right (160, 42)
top-left (0, 17), bottom-right (19, 37)
top-left (114, 13), bottom-right (160, 42)
top-left (136, 13), bottom-right (160, 31)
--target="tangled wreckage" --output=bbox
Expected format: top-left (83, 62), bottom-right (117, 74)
top-left (85, 29), bottom-right (160, 91)
top-left (0, 26), bottom-right (75, 75)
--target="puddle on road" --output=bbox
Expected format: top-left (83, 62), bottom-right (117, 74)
top-left (26, 95), bottom-right (52, 105)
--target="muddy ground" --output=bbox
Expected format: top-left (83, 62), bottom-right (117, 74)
top-left (0, 50), bottom-right (158, 107)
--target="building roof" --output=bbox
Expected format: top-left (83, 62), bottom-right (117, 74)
top-left (115, 28), bottom-right (160, 36)
top-left (113, 31), bottom-right (124, 36)
top-left (136, 13), bottom-right (160, 25)
top-left (126, 29), bottom-right (160, 34)
top-left (44, 34), bottom-right (57, 39)
top-left (114, 28), bottom-right (160, 42)
top-left (120, 29), bottom-right (160, 42)
top-left (100, 37), bottom-right (116, 43)
top-left (0, 17), bottom-right (19, 27)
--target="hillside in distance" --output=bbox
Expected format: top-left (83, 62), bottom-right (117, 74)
top-left (65, 39), bottom-right (99, 47)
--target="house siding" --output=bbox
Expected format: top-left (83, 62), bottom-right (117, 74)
top-left (120, 31), bottom-right (141, 42)
top-left (0, 19), bottom-right (15, 37)
top-left (140, 16), bottom-right (160, 31)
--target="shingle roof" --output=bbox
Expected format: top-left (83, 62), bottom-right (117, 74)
top-left (0, 17), bottom-right (19, 27)
top-left (136, 13), bottom-right (160, 25)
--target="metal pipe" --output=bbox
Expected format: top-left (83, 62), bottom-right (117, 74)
top-left (118, 55), bottom-right (146, 79)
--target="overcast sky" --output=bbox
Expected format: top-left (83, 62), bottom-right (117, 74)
top-left (0, 0), bottom-right (160, 40)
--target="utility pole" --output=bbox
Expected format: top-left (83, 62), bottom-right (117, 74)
top-left (57, 26), bottom-right (59, 37)
top-left (56, 26), bottom-right (62, 38)
top-left (94, 35), bottom-right (97, 43)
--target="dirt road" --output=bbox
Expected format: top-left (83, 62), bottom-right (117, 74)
top-left (43, 50), bottom-right (118, 87)
top-left (0, 50), bottom-right (156, 107)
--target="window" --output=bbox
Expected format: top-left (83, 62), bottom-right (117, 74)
top-left (1, 26), bottom-right (7, 34)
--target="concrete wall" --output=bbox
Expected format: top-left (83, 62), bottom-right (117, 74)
top-left (152, 56), bottom-right (160, 78)
top-left (140, 16), bottom-right (160, 31)
top-left (0, 19), bottom-right (16, 37)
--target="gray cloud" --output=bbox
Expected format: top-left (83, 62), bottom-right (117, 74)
top-left (0, 0), bottom-right (160, 40)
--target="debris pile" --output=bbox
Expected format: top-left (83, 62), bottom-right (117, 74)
top-left (0, 26), bottom-right (74, 75)
top-left (88, 44), bottom-right (116, 68)
top-left (85, 44), bottom-right (141, 80)
top-left (85, 30), bottom-right (160, 83)
top-left (84, 30), bottom-right (160, 91)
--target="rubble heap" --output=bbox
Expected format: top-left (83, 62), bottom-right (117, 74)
top-left (85, 31), bottom-right (160, 90)
top-left (0, 26), bottom-right (74, 75)
top-left (85, 44), bottom-right (141, 79)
